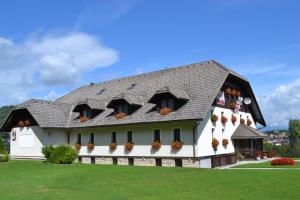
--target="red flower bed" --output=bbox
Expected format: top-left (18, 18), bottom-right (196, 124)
top-left (115, 112), bottom-right (127, 119)
top-left (171, 141), bottom-right (183, 151)
top-left (151, 141), bottom-right (161, 150)
top-left (271, 157), bottom-right (296, 166)
top-left (159, 107), bottom-right (173, 115)
top-left (80, 116), bottom-right (89, 122)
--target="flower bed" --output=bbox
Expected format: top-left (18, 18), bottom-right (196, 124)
top-left (159, 107), bottom-right (173, 115)
top-left (271, 157), bottom-right (296, 166)
top-left (109, 143), bottom-right (117, 151)
top-left (115, 112), bottom-right (127, 119)
top-left (80, 116), bottom-right (89, 123)
top-left (151, 141), bottom-right (161, 150)
top-left (171, 141), bottom-right (183, 151)
top-left (124, 142), bottom-right (134, 151)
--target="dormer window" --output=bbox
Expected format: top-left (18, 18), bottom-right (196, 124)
top-left (73, 99), bottom-right (105, 123)
top-left (148, 86), bottom-right (189, 115)
top-left (107, 93), bottom-right (143, 120)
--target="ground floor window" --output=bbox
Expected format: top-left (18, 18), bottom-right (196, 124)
top-left (78, 157), bottom-right (82, 163)
top-left (112, 157), bottom-right (118, 165)
top-left (91, 157), bottom-right (95, 164)
top-left (128, 158), bottom-right (134, 166)
top-left (155, 158), bottom-right (162, 166)
top-left (175, 159), bottom-right (182, 167)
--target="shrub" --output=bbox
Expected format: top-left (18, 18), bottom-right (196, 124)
top-left (0, 137), bottom-right (7, 154)
top-left (236, 152), bottom-right (244, 161)
top-left (109, 143), bottom-right (117, 151)
top-left (221, 115), bottom-right (228, 123)
top-left (231, 115), bottom-right (237, 124)
top-left (80, 116), bottom-right (89, 122)
top-left (151, 141), bottom-right (161, 150)
top-left (42, 145), bottom-right (54, 162)
top-left (222, 138), bottom-right (229, 147)
top-left (49, 145), bottom-right (77, 164)
top-left (125, 143), bottom-right (134, 151)
top-left (212, 138), bottom-right (219, 151)
top-left (171, 140), bottom-right (183, 151)
top-left (159, 107), bottom-right (173, 115)
top-left (115, 112), bottom-right (127, 119)
top-left (0, 153), bottom-right (9, 162)
top-left (211, 114), bottom-right (218, 122)
top-left (271, 157), bottom-right (296, 166)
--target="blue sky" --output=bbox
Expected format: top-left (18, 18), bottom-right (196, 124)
top-left (0, 0), bottom-right (299, 129)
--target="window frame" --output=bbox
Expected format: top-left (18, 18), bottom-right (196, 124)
top-left (77, 133), bottom-right (82, 145)
top-left (111, 131), bottom-right (117, 143)
top-left (173, 128), bottom-right (181, 142)
top-left (127, 131), bottom-right (133, 143)
top-left (90, 132), bottom-right (95, 144)
top-left (153, 129), bottom-right (161, 142)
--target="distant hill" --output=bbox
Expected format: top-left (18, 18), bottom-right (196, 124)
top-left (0, 105), bottom-right (14, 125)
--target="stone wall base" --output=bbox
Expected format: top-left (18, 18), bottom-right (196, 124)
top-left (95, 157), bottom-right (113, 165)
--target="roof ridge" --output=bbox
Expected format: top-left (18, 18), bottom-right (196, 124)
top-left (26, 99), bottom-right (72, 106)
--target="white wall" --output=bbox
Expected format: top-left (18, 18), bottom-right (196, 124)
top-left (10, 126), bottom-right (68, 158)
top-left (70, 121), bottom-right (196, 158)
top-left (196, 106), bottom-right (256, 157)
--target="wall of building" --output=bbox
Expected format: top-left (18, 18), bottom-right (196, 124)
top-left (196, 106), bottom-right (256, 158)
top-left (10, 126), bottom-right (67, 158)
top-left (70, 121), bottom-right (196, 158)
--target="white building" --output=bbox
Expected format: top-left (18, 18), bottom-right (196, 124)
top-left (0, 60), bottom-right (267, 168)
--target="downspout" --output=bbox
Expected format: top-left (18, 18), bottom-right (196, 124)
top-left (192, 120), bottom-right (202, 162)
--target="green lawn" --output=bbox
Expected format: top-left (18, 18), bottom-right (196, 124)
top-left (234, 161), bottom-right (300, 168)
top-left (0, 161), bottom-right (300, 200)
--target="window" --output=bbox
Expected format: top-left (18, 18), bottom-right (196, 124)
top-left (127, 83), bottom-right (137, 90)
top-left (155, 158), bottom-right (162, 166)
top-left (78, 157), bottom-right (82, 163)
top-left (82, 107), bottom-right (92, 118)
top-left (161, 98), bottom-right (174, 109)
top-left (90, 133), bottom-right (95, 144)
top-left (112, 157), bottom-right (118, 165)
top-left (91, 157), bottom-right (95, 164)
top-left (112, 132), bottom-right (117, 143)
top-left (153, 129), bottom-right (160, 142)
top-left (175, 159), bottom-right (182, 167)
top-left (173, 129), bottom-right (181, 141)
top-left (127, 131), bottom-right (133, 143)
top-left (77, 134), bottom-right (82, 145)
top-left (128, 158), bottom-right (134, 166)
top-left (116, 103), bottom-right (129, 114)
top-left (96, 88), bottom-right (106, 95)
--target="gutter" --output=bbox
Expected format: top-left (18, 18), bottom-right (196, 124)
top-left (192, 119), bottom-right (202, 162)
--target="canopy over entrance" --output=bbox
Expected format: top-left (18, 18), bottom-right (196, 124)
top-left (232, 124), bottom-right (268, 140)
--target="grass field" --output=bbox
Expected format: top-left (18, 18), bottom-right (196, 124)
top-left (234, 161), bottom-right (300, 168)
top-left (0, 161), bottom-right (300, 200)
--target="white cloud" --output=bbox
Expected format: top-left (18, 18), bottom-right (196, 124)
top-left (0, 32), bottom-right (119, 105)
top-left (259, 78), bottom-right (300, 128)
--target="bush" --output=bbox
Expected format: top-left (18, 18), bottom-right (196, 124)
top-left (0, 153), bottom-right (9, 162)
top-left (0, 137), bottom-right (7, 154)
top-left (42, 145), bottom-right (77, 164)
top-left (42, 145), bottom-right (54, 162)
top-left (271, 157), bottom-right (296, 166)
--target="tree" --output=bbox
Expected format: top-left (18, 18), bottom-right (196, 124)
top-left (0, 136), bottom-right (6, 154)
top-left (288, 120), bottom-right (300, 146)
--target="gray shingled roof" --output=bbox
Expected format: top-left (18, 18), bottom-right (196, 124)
top-left (149, 86), bottom-right (190, 103)
top-left (232, 124), bottom-right (268, 139)
top-left (74, 98), bottom-right (106, 111)
top-left (107, 93), bottom-right (144, 108)
top-left (0, 60), bottom-right (266, 130)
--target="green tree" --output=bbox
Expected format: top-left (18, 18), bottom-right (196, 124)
top-left (0, 136), bottom-right (6, 154)
top-left (288, 120), bottom-right (300, 146)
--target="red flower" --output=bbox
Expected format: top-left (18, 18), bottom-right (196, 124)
top-left (271, 157), bottom-right (296, 166)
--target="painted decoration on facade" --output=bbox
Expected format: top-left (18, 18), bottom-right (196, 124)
top-left (215, 91), bottom-right (225, 105)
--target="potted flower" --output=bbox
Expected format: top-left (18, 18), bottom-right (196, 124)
top-left (236, 90), bottom-right (241, 97)
top-left (229, 102), bottom-right (237, 110)
top-left (212, 138), bottom-right (219, 151)
top-left (211, 114), bottom-right (218, 122)
top-left (221, 115), bottom-right (228, 124)
top-left (75, 143), bottom-right (81, 151)
top-left (24, 119), bottom-right (30, 127)
top-left (231, 115), bottom-right (237, 124)
top-left (80, 116), bottom-right (89, 123)
top-left (18, 120), bottom-right (25, 127)
top-left (225, 88), bottom-right (231, 96)
top-left (87, 143), bottom-right (94, 151)
top-left (151, 140), bottom-right (161, 150)
top-left (247, 119), bottom-right (252, 126)
top-left (256, 151), bottom-right (261, 160)
top-left (240, 118), bottom-right (245, 124)
top-left (159, 107), bottom-right (173, 115)
top-left (125, 142), bottom-right (134, 151)
top-left (171, 140), bottom-right (183, 151)
top-left (263, 152), bottom-right (267, 159)
top-left (222, 138), bottom-right (229, 148)
top-left (109, 143), bottom-right (117, 151)
top-left (115, 112), bottom-right (127, 119)
top-left (231, 89), bottom-right (237, 97)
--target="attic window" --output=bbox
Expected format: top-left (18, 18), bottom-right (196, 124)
top-left (96, 89), bottom-right (106, 95)
top-left (127, 84), bottom-right (137, 90)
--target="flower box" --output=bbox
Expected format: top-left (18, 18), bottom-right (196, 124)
top-left (229, 102), bottom-right (237, 110)
top-left (24, 119), bottom-right (30, 126)
top-left (212, 138), bottom-right (219, 151)
top-left (159, 107), bottom-right (173, 115)
top-left (171, 141), bottom-right (183, 151)
top-left (231, 89), bottom-right (237, 97)
top-left (225, 88), bottom-right (231, 96)
top-left (18, 120), bottom-right (25, 127)
top-left (80, 116), bottom-right (89, 123)
top-left (222, 138), bottom-right (229, 147)
top-left (247, 119), bottom-right (252, 126)
top-left (221, 115), bottom-right (228, 123)
top-left (240, 118), bottom-right (245, 124)
top-left (115, 112), bottom-right (127, 119)
top-left (109, 143), bottom-right (117, 151)
top-left (125, 142), bottom-right (134, 151)
top-left (211, 114), bottom-right (218, 122)
top-left (236, 90), bottom-right (241, 97)
top-left (75, 143), bottom-right (81, 151)
top-left (87, 143), bottom-right (94, 151)
top-left (151, 141), bottom-right (161, 150)
top-left (231, 115), bottom-right (237, 124)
